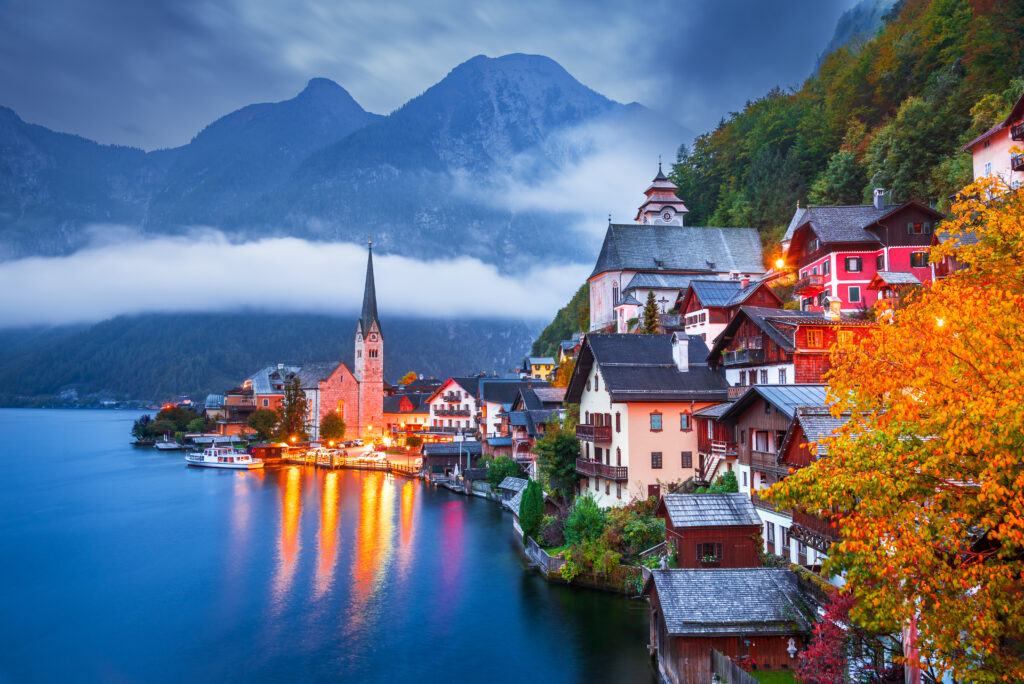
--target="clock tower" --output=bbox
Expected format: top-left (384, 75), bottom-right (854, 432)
top-left (354, 242), bottom-right (384, 441)
top-left (635, 161), bottom-right (689, 226)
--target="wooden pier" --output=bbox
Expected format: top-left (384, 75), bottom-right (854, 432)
top-left (282, 451), bottom-right (421, 478)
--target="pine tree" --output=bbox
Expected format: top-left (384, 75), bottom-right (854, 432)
top-left (275, 377), bottom-right (309, 441)
top-left (641, 291), bottom-right (660, 334)
top-left (519, 480), bottom-right (544, 540)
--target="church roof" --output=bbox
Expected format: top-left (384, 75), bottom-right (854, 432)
top-left (358, 243), bottom-right (382, 338)
top-left (590, 224), bottom-right (764, 279)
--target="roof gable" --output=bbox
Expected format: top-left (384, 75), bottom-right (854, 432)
top-left (718, 384), bottom-right (828, 422)
top-left (658, 493), bottom-right (761, 528)
top-left (590, 224), bottom-right (764, 279)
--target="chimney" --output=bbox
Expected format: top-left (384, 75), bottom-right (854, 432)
top-left (740, 277), bottom-right (750, 289)
top-left (873, 188), bottom-right (885, 210)
top-left (671, 333), bottom-right (689, 372)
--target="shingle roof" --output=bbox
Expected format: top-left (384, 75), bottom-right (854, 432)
top-left (487, 436), bottom-right (513, 447)
top-left (527, 357), bottom-right (555, 366)
top-left (623, 272), bottom-right (701, 292)
top-left (498, 476), bottom-right (528, 492)
top-left (204, 394), bottom-right (224, 409)
top-left (687, 279), bottom-right (769, 308)
top-left (422, 441), bottom-right (482, 456)
top-left (783, 204), bottom-right (900, 245)
top-left (870, 271), bottom-right (922, 287)
top-left (248, 365), bottom-right (301, 394)
top-left (781, 405), bottom-right (852, 457)
top-left (479, 379), bottom-right (549, 405)
top-left (566, 333), bottom-right (729, 404)
top-left (296, 362), bottom-right (338, 389)
top-left (645, 569), bottom-right (812, 636)
top-left (532, 387), bottom-right (566, 405)
top-left (692, 402), bottom-right (733, 418)
top-left (383, 393), bottom-right (430, 414)
top-left (719, 385), bottom-right (828, 422)
top-left (660, 493), bottom-right (761, 528)
top-left (616, 293), bottom-right (643, 307)
top-left (590, 224), bottom-right (764, 279)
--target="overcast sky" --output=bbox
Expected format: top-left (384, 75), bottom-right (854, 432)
top-left (0, 0), bottom-right (859, 150)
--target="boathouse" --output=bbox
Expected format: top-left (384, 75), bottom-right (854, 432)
top-left (655, 493), bottom-right (763, 569)
top-left (643, 568), bottom-right (812, 683)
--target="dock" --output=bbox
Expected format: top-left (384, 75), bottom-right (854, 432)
top-left (282, 451), bottom-right (421, 478)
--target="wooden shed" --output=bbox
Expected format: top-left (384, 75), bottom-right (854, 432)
top-left (655, 493), bottom-right (763, 569)
top-left (643, 568), bottom-right (812, 683)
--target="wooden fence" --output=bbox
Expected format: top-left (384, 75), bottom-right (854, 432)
top-left (525, 536), bottom-right (566, 575)
top-left (710, 648), bottom-right (760, 684)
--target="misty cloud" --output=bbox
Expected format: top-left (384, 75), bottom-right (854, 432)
top-left (0, 230), bottom-right (589, 328)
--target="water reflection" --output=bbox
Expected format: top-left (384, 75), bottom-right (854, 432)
top-left (343, 472), bottom-right (396, 636)
top-left (314, 471), bottom-right (340, 599)
top-left (271, 466), bottom-right (303, 608)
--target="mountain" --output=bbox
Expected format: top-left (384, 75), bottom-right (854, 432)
top-left (815, 0), bottom-right (895, 71)
top-left (0, 313), bottom-right (542, 404)
top-left (0, 54), bottom-right (679, 267)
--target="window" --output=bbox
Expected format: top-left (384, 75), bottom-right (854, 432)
top-left (806, 329), bottom-right (824, 348)
top-left (605, 481), bottom-right (610, 495)
top-left (910, 252), bottom-right (928, 268)
top-left (680, 413), bottom-right (691, 431)
top-left (838, 330), bottom-right (855, 346)
top-left (697, 542), bottom-right (723, 563)
top-left (742, 470), bottom-right (748, 487)
top-left (778, 368), bottom-right (787, 384)
top-left (594, 374), bottom-right (599, 391)
top-left (809, 238), bottom-right (820, 253)
top-left (876, 254), bottom-right (884, 270)
top-left (802, 297), bottom-right (813, 310)
top-left (924, 222), bottom-right (933, 234)
top-left (849, 286), bottom-right (861, 303)
top-left (616, 482), bottom-right (622, 499)
top-left (822, 260), bottom-right (830, 275)
top-left (586, 379), bottom-right (591, 391)
top-left (759, 370), bottom-right (768, 384)
top-left (764, 401), bottom-right (772, 414)
top-left (984, 161), bottom-right (993, 175)
top-left (650, 413), bottom-right (662, 431)
top-left (612, 283), bottom-right (619, 305)
top-left (844, 256), bottom-right (863, 272)
top-left (681, 451), bottom-right (692, 468)
top-left (766, 522), bottom-right (775, 544)
top-left (651, 452), bottom-right (663, 469)
top-left (369, 349), bottom-right (378, 358)
top-left (615, 412), bottom-right (621, 433)
top-left (616, 447), bottom-right (621, 466)
top-left (262, 398), bottom-right (269, 407)
top-left (740, 429), bottom-right (746, 445)
top-left (594, 476), bottom-right (599, 491)
top-left (812, 266), bottom-right (818, 275)
top-left (357, 350), bottom-right (362, 358)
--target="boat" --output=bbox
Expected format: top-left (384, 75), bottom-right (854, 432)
top-left (155, 439), bottom-right (185, 451)
top-left (185, 446), bottom-right (264, 470)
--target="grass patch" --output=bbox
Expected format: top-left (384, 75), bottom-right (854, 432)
top-left (752, 671), bottom-right (796, 684)
top-left (541, 545), bottom-right (568, 556)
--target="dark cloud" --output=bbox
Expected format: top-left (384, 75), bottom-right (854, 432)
top-left (0, 0), bottom-right (857, 150)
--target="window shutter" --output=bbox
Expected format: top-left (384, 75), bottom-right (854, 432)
top-left (615, 412), bottom-right (621, 433)
top-left (907, 222), bottom-right (913, 234)
top-left (716, 543), bottom-right (723, 559)
top-left (925, 221), bottom-right (932, 234)
top-left (696, 543), bottom-right (702, 560)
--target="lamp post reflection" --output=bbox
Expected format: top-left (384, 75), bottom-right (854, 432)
top-left (271, 466), bottom-right (303, 607)
top-left (343, 472), bottom-right (395, 637)
top-left (314, 470), bottom-right (340, 599)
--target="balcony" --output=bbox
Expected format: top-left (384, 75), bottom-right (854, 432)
top-left (794, 273), bottom-right (826, 295)
top-left (1011, 121), bottom-right (1024, 141)
top-left (722, 348), bottom-right (764, 366)
top-left (710, 439), bottom-right (738, 457)
top-left (442, 392), bottom-right (462, 403)
top-left (435, 408), bottom-right (470, 417)
top-left (575, 458), bottom-right (628, 481)
top-left (790, 508), bottom-right (839, 553)
top-left (740, 449), bottom-right (783, 471)
top-left (1012, 153), bottom-right (1024, 173)
top-left (750, 489), bottom-right (791, 516)
top-left (575, 423), bottom-right (612, 442)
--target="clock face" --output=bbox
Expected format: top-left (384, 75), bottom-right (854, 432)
top-left (662, 210), bottom-right (673, 221)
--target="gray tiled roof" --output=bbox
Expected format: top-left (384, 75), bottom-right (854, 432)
top-left (687, 279), bottom-right (768, 307)
top-left (646, 569), bottom-right (812, 636)
top-left (623, 272), bottom-right (701, 292)
top-left (532, 387), bottom-right (567, 405)
top-left (567, 334), bottom-right (728, 404)
top-left (692, 402), bottom-right (733, 419)
top-left (527, 357), bottom-right (556, 366)
top-left (204, 394), bottom-right (224, 409)
top-left (616, 293), bottom-right (643, 307)
top-left (936, 229), bottom-right (979, 246)
top-left (487, 436), bottom-right (513, 447)
top-left (719, 385), bottom-right (828, 422)
top-left (248, 365), bottom-right (301, 394)
top-left (660, 493), bottom-right (761, 528)
top-left (782, 406), bottom-right (851, 457)
top-left (872, 271), bottom-right (922, 286)
top-left (479, 379), bottom-right (549, 405)
top-left (296, 362), bottom-right (338, 389)
top-left (383, 393), bottom-right (430, 414)
top-left (422, 441), bottom-right (482, 456)
top-left (498, 476), bottom-right (528, 492)
top-left (590, 224), bottom-right (764, 279)
top-left (783, 204), bottom-right (901, 244)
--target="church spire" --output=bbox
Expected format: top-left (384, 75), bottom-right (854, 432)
top-left (359, 241), bottom-right (382, 338)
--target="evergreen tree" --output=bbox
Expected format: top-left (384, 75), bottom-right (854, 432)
top-left (275, 377), bottom-right (308, 441)
top-left (519, 480), bottom-right (544, 540)
top-left (319, 410), bottom-right (346, 443)
top-left (641, 291), bottom-right (659, 334)
top-left (809, 149), bottom-right (866, 205)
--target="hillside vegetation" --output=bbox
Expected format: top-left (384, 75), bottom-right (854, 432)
top-left (530, 283), bottom-right (589, 358)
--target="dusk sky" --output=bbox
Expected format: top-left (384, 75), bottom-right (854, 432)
top-left (1, 0), bottom-right (860, 150)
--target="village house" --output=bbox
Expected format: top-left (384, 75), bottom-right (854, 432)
top-left (478, 378), bottom-right (550, 438)
top-left (424, 377), bottom-right (480, 437)
top-left (643, 568), bottom-right (812, 683)
top-left (382, 392), bottom-right (430, 442)
top-left (493, 386), bottom-right (565, 477)
top-left (421, 440), bottom-right (482, 479)
top-left (960, 89), bottom-right (1024, 188)
top-left (558, 333), bottom-right (583, 363)
top-left (521, 357), bottom-right (556, 380)
top-left (565, 333), bottom-right (729, 506)
top-left (677, 278), bottom-right (783, 344)
top-left (655, 493), bottom-right (763, 568)
top-left (214, 386), bottom-right (257, 435)
top-left (588, 166), bottom-right (765, 332)
top-left (866, 270), bottom-right (923, 314)
top-left (706, 305), bottom-right (875, 387)
top-left (781, 193), bottom-right (943, 313)
top-left (715, 385), bottom-right (828, 567)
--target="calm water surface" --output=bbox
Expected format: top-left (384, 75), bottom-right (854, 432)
top-left (0, 409), bottom-right (656, 683)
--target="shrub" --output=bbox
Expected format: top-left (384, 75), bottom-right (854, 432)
top-left (563, 494), bottom-right (606, 547)
top-left (540, 510), bottom-right (566, 548)
top-left (519, 480), bottom-right (544, 540)
top-left (405, 435), bottom-right (422, 448)
top-left (485, 454), bottom-right (524, 490)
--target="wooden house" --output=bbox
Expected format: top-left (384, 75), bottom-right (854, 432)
top-left (643, 568), bottom-right (812, 683)
top-left (655, 493), bottom-right (763, 568)
top-left (677, 278), bottom-right (783, 345)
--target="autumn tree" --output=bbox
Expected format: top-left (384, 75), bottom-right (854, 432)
top-left (275, 377), bottom-right (308, 442)
top-left (641, 291), bottom-right (659, 334)
top-left (534, 416), bottom-right (581, 509)
top-left (247, 408), bottom-right (278, 442)
top-left (399, 371), bottom-right (418, 385)
top-left (319, 411), bottom-right (346, 443)
top-left (551, 356), bottom-right (575, 388)
top-left (768, 176), bottom-right (1024, 682)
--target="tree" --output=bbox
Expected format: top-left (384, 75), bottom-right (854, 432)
top-left (247, 408), bottom-right (278, 442)
top-left (768, 177), bottom-right (1024, 682)
top-left (551, 356), bottom-right (574, 388)
top-left (534, 417), bottom-right (581, 508)
top-left (808, 149), bottom-right (866, 205)
top-left (155, 406), bottom-right (202, 432)
top-left (275, 377), bottom-right (309, 441)
top-left (186, 417), bottom-right (208, 433)
top-left (697, 470), bottom-right (739, 493)
top-left (485, 454), bottom-right (524, 490)
top-left (400, 371), bottom-right (418, 385)
top-left (641, 291), bottom-right (659, 334)
top-left (519, 480), bottom-right (544, 540)
top-left (405, 435), bottom-right (422, 448)
top-left (319, 411), bottom-right (346, 443)
top-left (563, 494), bottom-right (606, 547)
top-left (131, 414), bottom-right (152, 439)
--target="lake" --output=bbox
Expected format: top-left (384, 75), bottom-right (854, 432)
top-left (0, 409), bottom-right (656, 683)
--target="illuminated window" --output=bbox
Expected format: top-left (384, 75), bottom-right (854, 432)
top-left (910, 252), bottom-right (928, 268)
top-left (806, 329), bottom-right (824, 348)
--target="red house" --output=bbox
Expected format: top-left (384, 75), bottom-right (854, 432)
top-left (782, 194), bottom-right (943, 314)
top-left (655, 493), bottom-right (763, 568)
top-left (677, 278), bottom-right (783, 345)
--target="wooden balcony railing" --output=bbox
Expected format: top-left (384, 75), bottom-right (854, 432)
top-left (740, 449), bottom-right (782, 470)
top-left (1011, 121), bottom-right (1024, 141)
top-left (794, 273), bottom-right (826, 295)
top-left (442, 392), bottom-right (462, 403)
top-left (750, 489), bottom-right (791, 516)
top-left (722, 348), bottom-right (765, 366)
top-left (575, 423), bottom-right (612, 442)
top-left (790, 508), bottom-right (840, 554)
top-left (575, 458), bottom-right (628, 481)
top-left (435, 408), bottom-right (470, 417)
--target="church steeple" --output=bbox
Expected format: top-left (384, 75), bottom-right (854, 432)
top-left (635, 161), bottom-right (689, 225)
top-left (358, 241), bottom-right (382, 339)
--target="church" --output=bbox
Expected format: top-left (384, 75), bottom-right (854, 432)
top-left (300, 243), bottom-right (385, 442)
top-left (588, 164), bottom-right (766, 332)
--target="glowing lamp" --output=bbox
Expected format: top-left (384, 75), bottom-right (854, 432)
top-left (290, 436), bottom-right (296, 443)
top-left (936, 317), bottom-right (945, 327)
top-left (775, 258), bottom-right (785, 269)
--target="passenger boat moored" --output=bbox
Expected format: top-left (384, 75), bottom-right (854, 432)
top-left (185, 446), bottom-right (264, 470)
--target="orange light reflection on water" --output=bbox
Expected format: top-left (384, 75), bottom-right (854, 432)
top-left (343, 472), bottom-right (396, 636)
top-left (313, 471), bottom-right (339, 599)
top-left (271, 466), bottom-right (303, 607)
